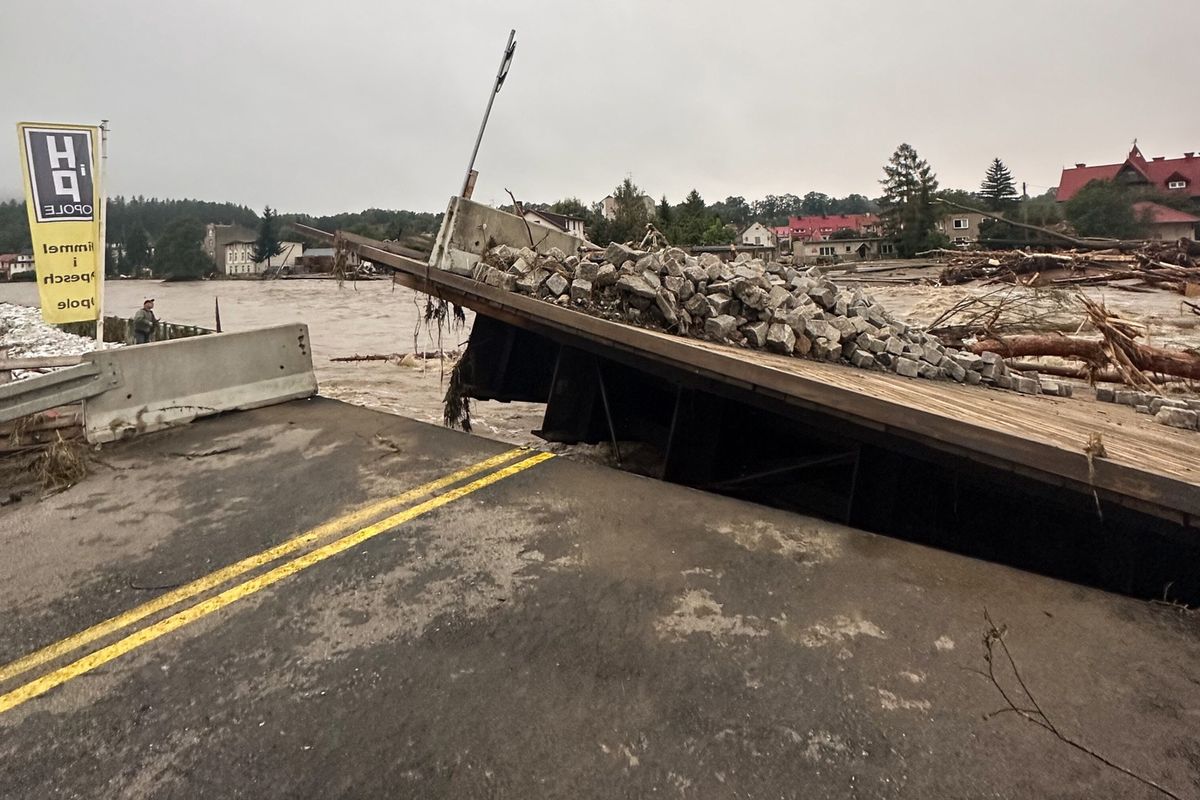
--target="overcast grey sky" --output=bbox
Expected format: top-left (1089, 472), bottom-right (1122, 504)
top-left (3, 0), bottom-right (1197, 215)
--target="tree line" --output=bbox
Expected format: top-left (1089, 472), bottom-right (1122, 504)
top-left (0, 196), bottom-right (444, 279)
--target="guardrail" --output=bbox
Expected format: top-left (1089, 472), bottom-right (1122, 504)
top-left (57, 316), bottom-right (213, 344)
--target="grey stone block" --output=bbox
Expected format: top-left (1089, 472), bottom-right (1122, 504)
top-left (593, 264), bottom-right (618, 288)
top-left (917, 362), bottom-right (940, 380)
top-left (616, 274), bottom-right (656, 299)
top-left (942, 361), bottom-right (967, 382)
top-left (807, 286), bottom-right (835, 309)
top-left (766, 322), bottom-right (796, 354)
top-left (706, 292), bottom-right (733, 316)
top-left (1114, 390), bottom-right (1143, 406)
top-left (705, 314), bottom-right (739, 340)
top-left (1156, 407), bottom-right (1199, 431)
top-left (742, 321), bottom-right (769, 347)
top-left (851, 350), bottom-right (876, 369)
top-left (805, 319), bottom-right (843, 343)
top-left (684, 292), bottom-right (710, 319)
top-left (515, 268), bottom-right (549, 295)
top-left (545, 272), bottom-right (569, 297)
top-left (894, 357), bottom-right (920, 378)
top-left (570, 279), bottom-right (592, 303)
top-left (884, 337), bottom-right (905, 357)
top-left (1013, 376), bottom-right (1040, 394)
top-left (576, 261), bottom-right (599, 282)
top-left (1094, 386), bottom-right (1115, 402)
top-left (655, 289), bottom-right (679, 325)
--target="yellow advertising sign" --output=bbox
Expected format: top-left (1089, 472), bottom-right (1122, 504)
top-left (16, 122), bottom-right (103, 323)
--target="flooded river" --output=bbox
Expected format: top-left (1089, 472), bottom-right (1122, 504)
top-left (0, 278), bottom-right (546, 445)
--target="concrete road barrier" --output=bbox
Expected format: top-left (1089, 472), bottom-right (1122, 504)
top-left (83, 324), bottom-right (317, 443)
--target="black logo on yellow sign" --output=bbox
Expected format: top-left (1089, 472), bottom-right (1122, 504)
top-left (23, 127), bottom-right (95, 223)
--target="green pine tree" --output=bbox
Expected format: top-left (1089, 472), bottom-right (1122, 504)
top-left (979, 158), bottom-right (1018, 210)
top-left (879, 143), bottom-right (945, 257)
top-left (253, 206), bottom-right (285, 269)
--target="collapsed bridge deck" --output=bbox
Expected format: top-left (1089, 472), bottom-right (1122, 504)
top-left (301, 223), bottom-right (1200, 530)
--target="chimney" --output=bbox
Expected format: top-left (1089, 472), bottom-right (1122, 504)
top-left (1075, 163), bottom-right (1086, 168)
top-left (1186, 152), bottom-right (1196, 159)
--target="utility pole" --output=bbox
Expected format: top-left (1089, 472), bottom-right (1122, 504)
top-left (460, 29), bottom-right (517, 200)
top-left (1021, 181), bottom-right (1029, 248)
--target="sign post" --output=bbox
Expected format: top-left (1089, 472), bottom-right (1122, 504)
top-left (95, 121), bottom-right (108, 349)
top-left (16, 122), bottom-right (104, 327)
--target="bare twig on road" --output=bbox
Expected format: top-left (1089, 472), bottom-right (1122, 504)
top-left (979, 609), bottom-right (1185, 800)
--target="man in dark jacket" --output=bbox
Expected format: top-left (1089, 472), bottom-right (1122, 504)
top-left (132, 298), bottom-right (157, 344)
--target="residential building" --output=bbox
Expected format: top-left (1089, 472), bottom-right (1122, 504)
top-left (601, 194), bottom-right (656, 221)
top-left (223, 238), bottom-right (258, 276)
top-left (1133, 201), bottom-right (1200, 241)
top-left (1, 253), bottom-right (35, 280)
top-left (779, 214), bottom-right (881, 242)
top-left (1057, 144), bottom-right (1200, 207)
top-left (937, 211), bottom-right (990, 245)
top-left (203, 223), bottom-right (258, 275)
top-left (793, 238), bottom-right (894, 265)
top-left (523, 208), bottom-right (587, 240)
top-left (739, 222), bottom-right (777, 248)
top-left (294, 247), bottom-right (361, 274)
top-left (255, 241), bottom-right (304, 274)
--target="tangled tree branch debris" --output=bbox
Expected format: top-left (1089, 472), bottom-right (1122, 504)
top-left (967, 296), bottom-right (1200, 385)
top-left (938, 240), bottom-right (1200, 291)
top-left (979, 610), bottom-right (1185, 800)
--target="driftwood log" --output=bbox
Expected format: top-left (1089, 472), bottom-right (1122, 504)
top-left (971, 335), bottom-right (1200, 381)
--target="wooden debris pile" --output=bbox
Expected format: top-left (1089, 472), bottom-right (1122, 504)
top-left (937, 239), bottom-right (1200, 293)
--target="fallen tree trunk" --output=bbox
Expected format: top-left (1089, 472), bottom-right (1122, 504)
top-left (1004, 360), bottom-right (1175, 385)
top-left (971, 335), bottom-right (1200, 381)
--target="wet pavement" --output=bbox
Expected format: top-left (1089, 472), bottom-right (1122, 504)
top-left (1, 398), bottom-right (1198, 798)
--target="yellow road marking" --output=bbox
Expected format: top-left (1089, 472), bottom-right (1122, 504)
top-left (0, 451), bottom-right (554, 716)
top-left (0, 447), bottom-right (530, 686)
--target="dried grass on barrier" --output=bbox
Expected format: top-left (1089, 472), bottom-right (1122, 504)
top-left (33, 432), bottom-right (88, 492)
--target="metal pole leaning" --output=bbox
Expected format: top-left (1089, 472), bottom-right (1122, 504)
top-left (460, 29), bottom-right (516, 200)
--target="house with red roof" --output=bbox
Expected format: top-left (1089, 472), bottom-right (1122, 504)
top-left (1057, 144), bottom-right (1200, 206)
top-left (775, 213), bottom-right (881, 242)
top-left (1132, 201), bottom-right (1200, 241)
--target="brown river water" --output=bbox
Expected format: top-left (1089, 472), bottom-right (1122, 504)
top-left (0, 278), bottom-right (546, 446)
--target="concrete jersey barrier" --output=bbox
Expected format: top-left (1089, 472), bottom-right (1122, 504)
top-left (83, 324), bottom-right (318, 443)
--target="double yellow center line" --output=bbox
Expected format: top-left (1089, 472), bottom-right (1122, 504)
top-left (0, 447), bottom-right (554, 716)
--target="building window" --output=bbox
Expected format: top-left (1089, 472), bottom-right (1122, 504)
top-left (754, 235), bottom-right (761, 245)
top-left (953, 236), bottom-right (969, 244)
top-left (1168, 180), bottom-right (1187, 190)
top-left (845, 246), bottom-right (852, 252)
top-left (881, 243), bottom-right (894, 254)
top-left (953, 218), bottom-right (969, 229)
top-left (818, 245), bottom-right (835, 256)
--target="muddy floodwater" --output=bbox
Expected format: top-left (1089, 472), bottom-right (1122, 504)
top-left (0, 278), bottom-right (546, 446)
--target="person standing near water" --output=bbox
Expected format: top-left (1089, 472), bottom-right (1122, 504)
top-left (132, 298), bottom-right (157, 344)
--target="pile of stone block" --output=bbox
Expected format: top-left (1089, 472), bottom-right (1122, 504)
top-left (1095, 387), bottom-right (1200, 431)
top-left (475, 243), bottom-right (1069, 396)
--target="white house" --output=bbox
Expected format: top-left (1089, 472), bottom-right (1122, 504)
top-left (523, 208), bottom-right (587, 240)
top-left (740, 222), bottom-right (776, 248)
top-left (254, 241), bottom-right (304, 273)
top-left (601, 194), bottom-right (656, 221)
top-left (223, 239), bottom-right (258, 276)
